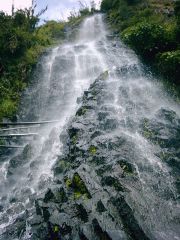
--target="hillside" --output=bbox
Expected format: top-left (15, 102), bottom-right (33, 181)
top-left (101, 0), bottom-right (180, 88)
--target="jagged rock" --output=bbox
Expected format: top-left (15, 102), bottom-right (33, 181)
top-left (92, 219), bottom-right (112, 240)
top-left (75, 204), bottom-right (89, 222)
top-left (44, 189), bottom-right (55, 203)
top-left (111, 196), bottom-right (150, 240)
top-left (101, 176), bottom-right (125, 192)
top-left (96, 200), bottom-right (106, 213)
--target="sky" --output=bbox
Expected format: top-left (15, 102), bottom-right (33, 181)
top-left (0, 0), bottom-right (101, 21)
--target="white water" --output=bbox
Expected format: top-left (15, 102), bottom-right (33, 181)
top-left (0, 14), bottom-right (180, 240)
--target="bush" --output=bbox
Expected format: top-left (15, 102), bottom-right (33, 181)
top-left (0, 99), bottom-right (17, 120)
top-left (157, 50), bottom-right (180, 84)
top-left (122, 22), bottom-right (173, 59)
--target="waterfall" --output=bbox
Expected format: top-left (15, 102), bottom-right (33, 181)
top-left (0, 14), bottom-right (179, 240)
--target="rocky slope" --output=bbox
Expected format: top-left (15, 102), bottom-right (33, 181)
top-left (28, 70), bottom-right (180, 240)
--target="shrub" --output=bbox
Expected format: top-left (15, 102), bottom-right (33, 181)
top-left (0, 99), bottom-right (17, 120)
top-left (157, 50), bottom-right (180, 84)
top-left (122, 22), bottom-right (173, 59)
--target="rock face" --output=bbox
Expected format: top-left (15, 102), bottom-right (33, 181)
top-left (141, 108), bottom-right (180, 194)
top-left (29, 72), bottom-right (151, 240)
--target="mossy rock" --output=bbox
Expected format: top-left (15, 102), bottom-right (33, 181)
top-left (76, 107), bottom-right (87, 116)
top-left (64, 173), bottom-right (91, 199)
top-left (118, 160), bottom-right (134, 174)
top-left (71, 173), bottom-right (91, 199)
top-left (89, 145), bottom-right (97, 155)
top-left (64, 176), bottom-right (72, 189)
top-left (55, 187), bottom-right (68, 203)
top-left (54, 159), bottom-right (71, 175)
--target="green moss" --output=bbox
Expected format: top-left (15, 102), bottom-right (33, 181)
top-left (143, 129), bottom-right (154, 139)
top-left (72, 135), bottom-right (78, 145)
top-left (64, 173), bottom-right (91, 199)
top-left (74, 192), bottom-right (82, 200)
top-left (141, 118), bottom-right (155, 140)
top-left (64, 177), bottom-right (72, 189)
top-left (54, 226), bottom-right (59, 233)
top-left (72, 173), bottom-right (91, 199)
top-left (89, 146), bottom-right (97, 155)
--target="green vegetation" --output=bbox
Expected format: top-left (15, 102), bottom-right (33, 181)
top-left (101, 0), bottom-right (180, 87)
top-left (89, 145), bottom-right (97, 155)
top-left (0, 4), bottom-right (65, 121)
top-left (64, 173), bottom-right (91, 199)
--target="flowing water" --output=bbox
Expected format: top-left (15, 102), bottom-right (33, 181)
top-left (0, 14), bottom-right (180, 240)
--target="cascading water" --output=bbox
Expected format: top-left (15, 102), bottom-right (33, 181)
top-left (0, 14), bottom-right (180, 240)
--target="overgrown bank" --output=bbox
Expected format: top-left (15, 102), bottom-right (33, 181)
top-left (101, 0), bottom-right (180, 88)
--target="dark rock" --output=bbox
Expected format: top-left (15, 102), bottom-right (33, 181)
top-left (101, 176), bottom-right (125, 192)
top-left (111, 196), bottom-right (150, 240)
top-left (71, 173), bottom-right (91, 199)
top-left (35, 200), bottom-right (42, 216)
top-left (92, 219), bottom-right (112, 240)
top-left (55, 187), bottom-right (68, 203)
top-left (76, 204), bottom-right (88, 222)
top-left (42, 207), bottom-right (50, 222)
top-left (118, 160), bottom-right (134, 174)
top-left (0, 205), bottom-right (3, 212)
top-left (59, 223), bottom-right (72, 236)
top-left (96, 200), bottom-right (106, 213)
top-left (44, 189), bottom-right (55, 203)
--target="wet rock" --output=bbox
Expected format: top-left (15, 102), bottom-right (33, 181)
top-left (101, 118), bottom-right (119, 131)
top-left (35, 200), bottom-right (42, 216)
top-left (56, 187), bottom-right (68, 203)
top-left (106, 230), bottom-right (129, 240)
top-left (44, 189), bottom-right (55, 203)
top-left (156, 108), bottom-right (178, 124)
top-left (7, 144), bottom-right (33, 175)
top-left (29, 215), bottom-right (43, 226)
top-left (118, 160), bottom-right (134, 174)
top-left (76, 204), bottom-right (89, 222)
top-left (96, 200), bottom-right (106, 213)
top-left (70, 173), bottom-right (91, 199)
top-left (79, 231), bottom-right (89, 240)
top-left (111, 196), bottom-right (150, 240)
top-left (0, 205), bottom-right (3, 212)
top-left (92, 219), bottom-right (112, 240)
top-left (53, 159), bottom-right (70, 175)
top-left (101, 176), bottom-right (125, 192)
top-left (42, 207), bottom-right (50, 222)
